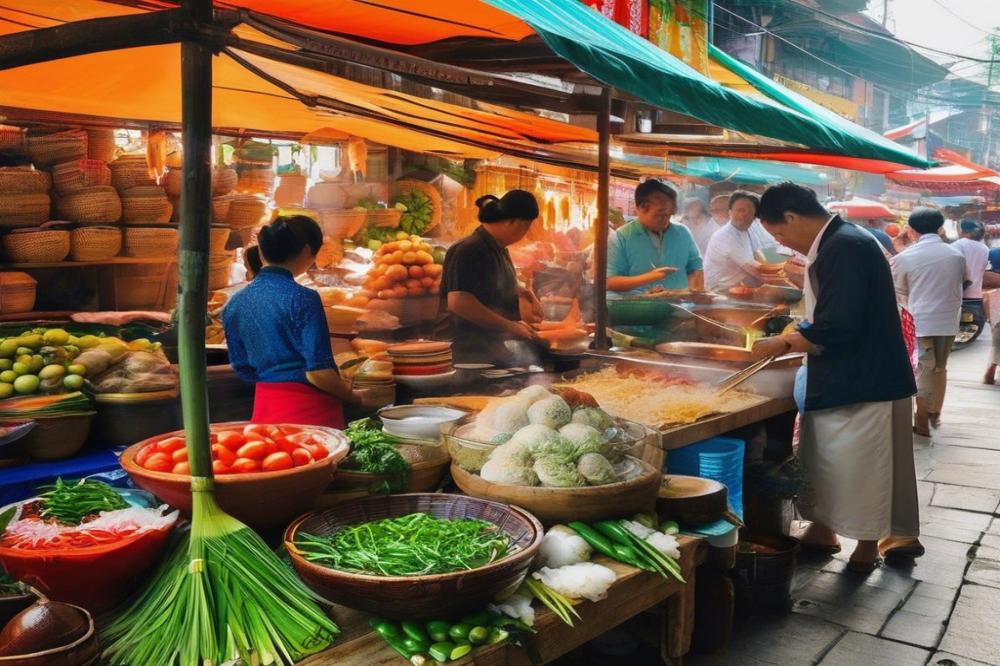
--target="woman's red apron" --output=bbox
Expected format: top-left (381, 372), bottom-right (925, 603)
top-left (251, 382), bottom-right (345, 428)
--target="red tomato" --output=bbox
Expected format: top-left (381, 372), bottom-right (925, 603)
top-left (144, 452), bottom-right (172, 472)
top-left (135, 444), bottom-right (155, 467)
top-left (237, 441), bottom-right (267, 460)
top-left (243, 424), bottom-right (269, 438)
top-left (307, 443), bottom-right (329, 460)
top-left (291, 448), bottom-right (313, 467)
top-left (156, 437), bottom-right (185, 454)
top-left (262, 439), bottom-right (279, 457)
top-left (171, 448), bottom-right (188, 463)
top-left (265, 425), bottom-right (281, 438)
top-left (273, 435), bottom-right (297, 454)
top-left (212, 444), bottom-right (236, 467)
top-left (262, 452), bottom-right (294, 472)
top-left (217, 431), bottom-right (246, 451)
top-left (231, 457), bottom-right (260, 474)
top-left (279, 425), bottom-right (302, 435)
top-left (212, 459), bottom-right (231, 475)
top-left (172, 461), bottom-right (190, 475)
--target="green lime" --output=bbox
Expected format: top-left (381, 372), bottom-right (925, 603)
top-left (63, 374), bottom-right (85, 390)
top-left (0, 383), bottom-right (13, 399)
top-left (0, 359), bottom-right (12, 372)
top-left (39, 364), bottom-right (66, 380)
top-left (67, 364), bottom-right (87, 377)
top-left (11, 363), bottom-right (29, 376)
top-left (63, 345), bottom-right (80, 359)
top-left (13, 374), bottom-right (40, 395)
top-left (0, 340), bottom-right (18, 358)
top-left (0, 371), bottom-right (17, 384)
top-left (15, 354), bottom-right (32, 366)
top-left (28, 356), bottom-right (44, 373)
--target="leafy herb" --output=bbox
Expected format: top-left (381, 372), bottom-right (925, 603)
top-left (0, 568), bottom-right (25, 596)
top-left (38, 478), bottom-right (129, 525)
top-left (344, 419), bottom-right (410, 493)
top-left (294, 513), bottom-right (511, 576)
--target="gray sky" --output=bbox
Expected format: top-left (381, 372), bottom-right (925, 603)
top-left (866, 0), bottom-right (1000, 85)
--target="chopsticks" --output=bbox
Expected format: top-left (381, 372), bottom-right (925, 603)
top-left (715, 355), bottom-right (776, 394)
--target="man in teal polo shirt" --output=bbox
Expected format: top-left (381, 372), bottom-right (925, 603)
top-left (607, 180), bottom-right (704, 295)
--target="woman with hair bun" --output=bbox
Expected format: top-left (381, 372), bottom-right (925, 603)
top-left (437, 189), bottom-right (545, 364)
top-left (223, 215), bottom-right (371, 426)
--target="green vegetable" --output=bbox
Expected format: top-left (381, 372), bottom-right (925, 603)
top-left (524, 578), bottom-right (579, 627)
top-left (370, 618), bottom-right (403, 641)
top-left (343, 418), bottom-right (410, 493)
top-left (460, 610), bottom-right (497, 627)
top-left (36, 478), bottom-right (128, 525)
top-left (468, 626), bottom-right (489, 645)
top-left (429, 641), bottom-right (454, 662)
top-left (426, 620), bottom-right (451, 643)
top-left (632, 513), bottom-right (659, 530)
top-left (0, 568), bottom-right (25, 596)
top-left (448, 623), bottom-right (472, 640)
top-left (294, 513), bottom-right (511, 576)
top-left (450, 644), bottom-right (472, 660)
top-left (660, 520), bottom-right (680, 535)
top-left (403, 637), bottom-right (429, 654)
top-left (403, 620), bottom-right (430, 644)
top-left (488, 627), bottom-right (509, 645)
top-left (568, 522), bottom-right (621, 561)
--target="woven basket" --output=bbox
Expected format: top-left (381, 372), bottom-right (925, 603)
top-left (210, 226), bottom-right (232, 256)
top-left (236, 169), bottom-right (275, 196)
top-left (69, 226), bottom-right (121, 261)
top-left (214, 168), bottom-right (238, 196)
top-left (0, 193), bottom-right (51, 228)
top-left (0, 167), bottom-right (51, 195)
top-left (122, 226), bottom-right (178, 258)
top-left (208, 255), bottom-right (233, 290)
top-left (320, 209), bottom-right (367, 239)
top-left (0, 125), bottom-right (26, 153)
top-left (161, 169), bottom-right (182, 199)
top-left (114, 263), bottom-right (175, 310)
top-left (25, 130), bottom-right (87, 167)
top-left (86, 129), bottom-right (118, 163)
top-left (121, 186), bottom-right (172, 225)
top-left (226, 196), bottom-right (268, 229)
top-left (0, 272), bottom-right (37, 314)
top-left (56, 186), bottom-right (121, 226)
top-left (109, 154), bottom-right (155, 191)
top-left (2, 229), bottom-right (71, 263)
top-left (52, 159), bottom-right (111, 195)
top-left (211, 196), bottom-right (232, 225)
top-left (368, 207), bottom-right (403, 229)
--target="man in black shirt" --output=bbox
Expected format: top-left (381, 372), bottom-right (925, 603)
top-left (751, 183), bottom-right (921, 573)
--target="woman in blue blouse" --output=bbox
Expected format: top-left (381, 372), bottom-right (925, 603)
top-left (223, 215), bottom-right (365, 426)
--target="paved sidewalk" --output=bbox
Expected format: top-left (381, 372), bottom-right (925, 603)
top-left (687, 336), bottom-right (1000, 666)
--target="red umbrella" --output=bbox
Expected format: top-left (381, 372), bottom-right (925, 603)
top-left (828, 197), bottom-right (896, 220)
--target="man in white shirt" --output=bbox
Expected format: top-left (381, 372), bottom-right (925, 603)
top-left (703, 191), bottom-right (778, 291)
top-left (952, 219), bottom-right (990, 300)
top-left (891, 208), bottom-right (968, 435)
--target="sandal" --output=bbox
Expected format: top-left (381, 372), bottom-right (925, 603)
top-left (879, 537), bottom-right (925, 561)
top-left (846, 557), bottom-right (881, 575)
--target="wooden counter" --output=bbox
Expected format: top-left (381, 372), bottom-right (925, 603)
top-left (659, 397), bottom-right (796, 450)
top-left (301, 536), bottom-right (706, 665)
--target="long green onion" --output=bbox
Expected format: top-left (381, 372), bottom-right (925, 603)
top-left (37, 478), bottom-right (128, 525)
top-left (524, 579), bottom-right (579, 626)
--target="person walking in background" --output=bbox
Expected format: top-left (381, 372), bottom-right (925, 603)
top-left (703, 191), bottom-right (778, 291)
top-left (891, 209), bottom-right (967, 436)
top-left (679, 197), bottom-right (716, 256)
top-left (709, 193), bottom-right (730, 227)
top-left (981, 248), bottom-right (1000, 385)
top-left (750, 183), bottom-right (920, 573)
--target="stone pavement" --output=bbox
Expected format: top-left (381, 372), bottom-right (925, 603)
top-left (686, 335), bottom-right (1000, 666)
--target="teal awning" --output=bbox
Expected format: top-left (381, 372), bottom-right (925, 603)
top-left (670, 157), bottom-right (829, 186)
top-left (483, 0), bottom-right (931, 169)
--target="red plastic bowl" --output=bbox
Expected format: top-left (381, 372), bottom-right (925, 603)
top-left (121, 422), bottom-right (350, 530)
top-left (0, 522), bottom-right (175, 613)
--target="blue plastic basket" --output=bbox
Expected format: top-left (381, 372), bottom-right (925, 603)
top-left (665, 436), bottom-right (745, 519)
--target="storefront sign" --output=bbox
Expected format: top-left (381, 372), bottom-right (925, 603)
top-left (647, 0), bottom-right (709, 75)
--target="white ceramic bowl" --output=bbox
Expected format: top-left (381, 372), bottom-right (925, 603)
top-left (378, 404), bottom-right (467, 440)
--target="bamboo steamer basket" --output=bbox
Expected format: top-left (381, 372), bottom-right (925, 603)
top-left (0, 193), bottom-right (50, 228)
top-left (86, 128), bottom-right (118, 162)
top-left (236, 168), bottom-right (275, 195)
top-left (0, 167), bottom-right (51, 195)
top-left (208, 254), bottom-right (233, 290)
top-left (209, 226), bottom-right (232, 256)
top-left (69, 226), bottom-right (121, 261)
top-left (114, 263), bottom-right (175, 310)
top-left (0, 272), bottom-right (37, 314)
top-left (121, 186), bottom-right (172, 224)
top-left (273, 173), bottom-right (307, 207)
top-left (2, 229), bottom-right (71, 263)
top-left (0, 125), bottom-right (26, 153)
top-left (109, 154), bottom-right (155, 191)
top-left (56, 186), bottom-right (121, 226)
top-left (25, 130), bottom-right (87, 167)
top-left (225, 195), bottom-right (268, 229)
top-left (51, 159), bottom-right (111, 195)
top-left (450, 457), bottom-right (662, 526)
top-left (122, 226), bottom-right (178, 258)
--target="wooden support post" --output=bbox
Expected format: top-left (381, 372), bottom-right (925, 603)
top-left (177, 0), bottom-right (214, 479)
top-left (594, 87), bottom-right (612, 350)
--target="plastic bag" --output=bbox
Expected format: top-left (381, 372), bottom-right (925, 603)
top-left (91, 350), bottom-right (177, 394)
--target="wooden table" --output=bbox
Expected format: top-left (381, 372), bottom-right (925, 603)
top-left (302, 537), bottom-right (706, 665)
top-left (659, 397), bottom-right (796, 450)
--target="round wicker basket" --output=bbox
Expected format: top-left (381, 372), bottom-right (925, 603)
top-left (52, 159), bottom-right (111, 195)
top-left (209, 226), bottom-right (232, 256)
top-left (208, 254), bottom-right (233, 290)
top-left (121, 186), bottom-right (172, 225)
top-left (109, 155), bottom-right (155, 191)
top-left (214, 167), bottom-right (238, 196)
top-left (55, 186), bottom-right (121, 226)
top-left (0, 168), bottom-right (51, 195)
top-left (0, 125), bottom-right (26, 153)
top-left (86, 128), bottom-right (118, 163)
top-left (0, 193), bottom-right (51, 228)
top-left (226, 196), bottom-right (268, 229)
top-left (320, 209), bottom-right (367, 239)
top-left (0, 271), bottom-right (37, 314)
top-left (114, 263), bottom-right (175, 310)
top-left (25, 130), bottom-right (87, 167)
top-left (2, 229), bottom-right (71, 263)
top-left (122, 226), bottom-right (178, 258)
top-left (69, 226), bottom-right (122, 261)
top-left (211, 196), bottom-right (232, 225)
top-left (236, 169), bottom-right (275, 196)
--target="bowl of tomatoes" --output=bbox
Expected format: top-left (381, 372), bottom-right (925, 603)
top-left (120, 422), bottom-right (350, 530)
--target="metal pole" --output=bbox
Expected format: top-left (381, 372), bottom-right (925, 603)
top-left (594, 87), bottom-right (612, 350)
top-left (178, 0), bottom-right (214, 478)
